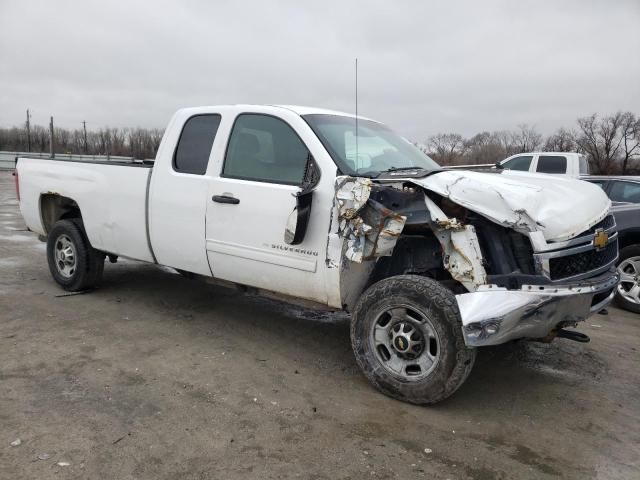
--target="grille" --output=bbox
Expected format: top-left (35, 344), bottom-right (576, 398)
top-left (581, 215), bottom-right (615, 237)
top-left (549, 239), bottom-right (618, 281)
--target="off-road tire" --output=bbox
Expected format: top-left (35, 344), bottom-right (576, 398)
top-left (616, 245), bottom-right (640, 314)
top-left (47, 219), bottom-right (105, 291)
top-left (351, 275), bottom-right (476, 404)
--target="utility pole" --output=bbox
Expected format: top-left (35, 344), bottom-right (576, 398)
top-left (26, 109), bottom-right (31, 152)
top-left (82, 120), bottom-right (88, 154)
top-left (49, 116), bottom-right (55, 158)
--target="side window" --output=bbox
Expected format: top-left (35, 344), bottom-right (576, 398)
top-left (536, 155), bottom-right (567, 174)
top-left (609, 181), bottom-right (640, 204)
top-left (502, 155), bottom-right (533, 171)
top-left (578, 155), bottom-right (590, 175)
top-left (173, 115), bottom-right (221, 174)
top-left (223, 114), bottom-right (309, 185)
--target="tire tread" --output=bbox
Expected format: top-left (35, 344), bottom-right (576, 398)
top-left (351, 275), bottom-right (476, 405)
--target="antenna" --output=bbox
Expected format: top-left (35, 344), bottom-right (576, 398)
top-left (355, 57), bottom-right (359, 170)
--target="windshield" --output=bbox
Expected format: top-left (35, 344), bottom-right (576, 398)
top-left (303, 114), bottom-right (440, 177)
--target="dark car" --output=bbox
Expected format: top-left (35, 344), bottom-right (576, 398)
top-left (583, 175), bottom-right (640, 313)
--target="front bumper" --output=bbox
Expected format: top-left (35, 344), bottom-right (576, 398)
top-left (456, 270), bottom-right (619, 347)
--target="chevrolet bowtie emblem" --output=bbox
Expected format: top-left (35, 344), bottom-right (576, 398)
top-left (593, 229), bottom-right (609, 250)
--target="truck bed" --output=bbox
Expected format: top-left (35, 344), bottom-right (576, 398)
top-left (17, 156), bottom-right (155, 262)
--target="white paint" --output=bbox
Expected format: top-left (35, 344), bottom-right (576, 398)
top-left (413, 169), bottom-right (610, 242)
top-left (499, 152), bottom-right (587, 177)
top-left (148, 111), bottom-right (211, 275)
top-left (206, 238), bottom-right (317, 272)
top-left (202, 105), bottom-right (339, 305)
top-left (17, 158), bottom-right (153, 262)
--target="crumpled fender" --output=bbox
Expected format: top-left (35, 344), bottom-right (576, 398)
top-left (334, 177), bottom-right (406, 263)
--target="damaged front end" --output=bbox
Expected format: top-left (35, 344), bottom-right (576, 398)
top-left (335, 177), bottom-right (406, 263)
top-left (333, 172), bottom-right (620, 347)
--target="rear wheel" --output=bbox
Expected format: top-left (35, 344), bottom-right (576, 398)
top-left (616, 245), bottom-right (640, 313)
top-left (351, 275), bottom-right (476, 404)
top-left (47, 219), bottom-right (104, 291)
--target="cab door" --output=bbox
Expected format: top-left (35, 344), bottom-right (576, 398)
top-left (148, 112), bottom-right (222, 275)
top-left (204, 111), bottom-right (333, 304)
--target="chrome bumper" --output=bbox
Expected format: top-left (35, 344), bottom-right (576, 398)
top-left (457, 271), bottom-right (619, 347)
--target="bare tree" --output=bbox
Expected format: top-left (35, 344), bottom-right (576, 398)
top-left (54, 127), bottom-right (71, 153)
top-left (576, 113), bottom-right (624, 174)
top-left (544, 128), bottom-right (577, 152)
top-left (511, 124), bottom-right (542, 153)
top-left (492, 130), bottom-right (518, 157)
top-left (619, 112), bottom-right (640, 174)
top-left (463, 132), bottom-right (508, 164)
top-left (427, 133), bottom-right (466, 165)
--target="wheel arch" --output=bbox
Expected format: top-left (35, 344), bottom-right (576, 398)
top-left (341, 232), bottom-right (448, 312)
top-left (40, 194), bottom-right (83, 235)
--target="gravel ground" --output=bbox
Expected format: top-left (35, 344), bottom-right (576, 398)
top-left (1, 170), bottom-right (639, 479)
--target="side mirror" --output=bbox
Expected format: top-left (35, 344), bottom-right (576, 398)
top-left (495, 162), bottom-right (504, 169)
top-left (284, 155), bottom-right (320, 245)
top-left (285, 190), bottom-right (313, 245)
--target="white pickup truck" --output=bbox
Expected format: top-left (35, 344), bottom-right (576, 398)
top-left (15, 105), bottom-right (620, 404)
top-left (499, 152), bottom-right (590, 176)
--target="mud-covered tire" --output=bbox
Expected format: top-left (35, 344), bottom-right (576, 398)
top-left (616, 245), bottom-right (640, 314)
top-left (351, 275), bottom-right (476, 404)
top-left (47, 219), bottom-right (105, 292)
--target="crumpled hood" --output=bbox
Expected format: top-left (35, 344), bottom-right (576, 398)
top-left (411, 170), bottom-right (611, 241)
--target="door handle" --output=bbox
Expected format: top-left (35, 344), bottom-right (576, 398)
top-left (212, 195), bottom-right (240, 205)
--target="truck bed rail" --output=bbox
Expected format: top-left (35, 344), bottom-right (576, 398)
top-left (1, 151), bottom-right (154, 169)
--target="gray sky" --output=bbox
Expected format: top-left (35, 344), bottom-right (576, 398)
top-left (1, 0), bottom-right (639, 141)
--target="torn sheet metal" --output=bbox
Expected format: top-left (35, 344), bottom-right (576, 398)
top-left (424, 194), bottom-right (487, 291)
top-left (411, 170), bottom-right (611, 242)
top-left (335, 177), bottom-right (372, 219)
top-left (335, 177), bottom-right (406, 263)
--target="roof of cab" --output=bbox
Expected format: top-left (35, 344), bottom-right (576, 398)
top-left (273, 105), bottom-right (355, 117)
top-left (175, 104), bottom-right (375, 121)
top-left (512, 152), bottom-right (584, 157)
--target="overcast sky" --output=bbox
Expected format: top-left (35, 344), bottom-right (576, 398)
top-left (1, 0), bottom-right (638, 141)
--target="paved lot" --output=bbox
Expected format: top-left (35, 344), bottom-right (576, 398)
top-left (1, 170), bottom-right (639, 479)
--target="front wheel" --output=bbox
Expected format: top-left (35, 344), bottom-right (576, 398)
top-left (351, 275), bottom-right (476, 404)
top-left (47, 219), bottom-right (104, 291)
